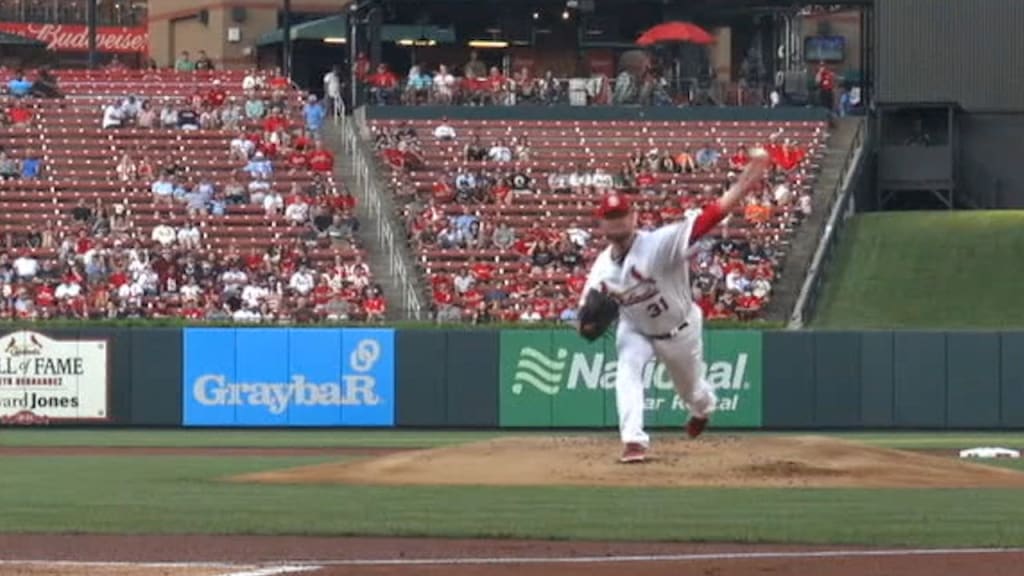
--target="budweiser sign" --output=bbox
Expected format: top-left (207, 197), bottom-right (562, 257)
top-left (0, 22), bottom-right (148, 53)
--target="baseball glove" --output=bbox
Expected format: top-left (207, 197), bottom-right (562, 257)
top-left (578, 288), bottom-right (619, 341)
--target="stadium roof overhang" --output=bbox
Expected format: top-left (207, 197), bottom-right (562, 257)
top-left (257, 14), bottom-right (456, 47)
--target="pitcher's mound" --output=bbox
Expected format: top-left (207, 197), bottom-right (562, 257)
top-left (232, 435), bottom-right (1024, 488)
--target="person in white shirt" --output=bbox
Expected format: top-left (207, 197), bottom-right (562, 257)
top-left (242, 69), bottom-right (263, 92)
top-left (102, 103), bottom-right (123, 129)
top-left (219, 268), bottom-right (248, 294)
top-left (230, 134), bottom-right (255, 160)
top-left (433, 120), bottom-right (456, 141)
top-left (12, 254), bottom-right (38, 279)
top-left (241, 283), bottom-right (268, 310)
top-left (488, 140), bottom-right (512, 163)
top-left (177, 221), bottom-right (201, 250)
top-left (151, 221), bottom-right (177, 247)
top-left (592, 168), bottom-right (614, 190)
top-left (519, 307), bottom-right (542, 323)
top-left (284, 197), bottom-right (310, 225)
top-left (248, 173), bottom-right (271, 206)
top-left (432, 65), bottom-right (456, 104)
top-left (55, 280), bottom-right (82, 300)
top-left (324, 67), bottom-right (342, 113)
top-left (180, 281), bottom-right (202, 303)
top-left (289, 268), bottom-right (315, 295)
top-left (263, 190), bottom-right (284, 216)
top-left (453, 270), bottom-right (474, 294)
top-left (232, 307), bottom-right (262, 323)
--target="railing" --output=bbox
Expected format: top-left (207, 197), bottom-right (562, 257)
top-left (788, 118), bottom-right (867, 329)
top-left (340, 107), bottom-right (423, 320)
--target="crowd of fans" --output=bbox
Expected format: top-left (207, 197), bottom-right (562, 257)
top-left (374, 119), bottom-right (819, 323)
top-left (0, 67), bottom-right (386, 323)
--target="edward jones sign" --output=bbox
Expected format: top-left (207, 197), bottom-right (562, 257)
top-left (0, 22), bottom-right (148, 53)
top-left (0, 331), bottom-right (109, 422)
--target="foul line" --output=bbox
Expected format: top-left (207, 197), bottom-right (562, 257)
top-left (311, 547), bottom-right (1024, 567)
top-left (217, 566), bottom-right (319, 576)
top-left (2, 547), bottom-right (1023, 570)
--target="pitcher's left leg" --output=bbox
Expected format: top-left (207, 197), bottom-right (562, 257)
top-left (653, 310), bottom-right (716, 437)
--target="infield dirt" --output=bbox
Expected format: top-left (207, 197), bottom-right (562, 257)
top-left (231, 435), bottom-right (1024, 488)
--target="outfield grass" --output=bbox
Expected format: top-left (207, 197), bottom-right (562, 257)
top-left (2, 430), bottom-right (1024, 546)
top-left (814, 211), bottom-right (1024, 329)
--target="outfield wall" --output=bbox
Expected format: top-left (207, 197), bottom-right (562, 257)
top-left (1, 327), bottom-right (1021, 429)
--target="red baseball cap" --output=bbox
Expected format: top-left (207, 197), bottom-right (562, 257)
top-left (595, 193), bottom-right (631, 219)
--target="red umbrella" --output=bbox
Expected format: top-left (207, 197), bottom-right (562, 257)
top-left (636, 21), bottom-right (714, 46)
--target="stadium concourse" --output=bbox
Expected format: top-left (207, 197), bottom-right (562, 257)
top-left (0, 68), bottom-right (385, 322)
top-left (371, 116), bottom-right (826, 323)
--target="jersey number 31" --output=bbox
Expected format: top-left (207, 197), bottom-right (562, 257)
top-left (646, 297), bottom-right (669, 318)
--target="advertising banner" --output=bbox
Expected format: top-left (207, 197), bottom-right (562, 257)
top-left (500, 329), bottom-right (762, 428)
top-left (182, 328), bottom-right (395, 427)
top-left (0, 330), bottom-right (109, 424)
top-left (0, 22), bottom-right (148, 53)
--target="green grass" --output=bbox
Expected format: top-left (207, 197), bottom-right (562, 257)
top-left (0, 429), bottom-right (504, 448)
top-left (1, 453), bottom-right (1023, 546)
top-left (814, 211), bottom-right (1024, 329)
top-left (3, 430), bottom-right (1024, 546)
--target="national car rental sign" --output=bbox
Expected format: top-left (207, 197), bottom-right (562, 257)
top-left (0, 22), bottom-right (148, 54)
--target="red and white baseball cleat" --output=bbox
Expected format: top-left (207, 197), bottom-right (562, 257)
top-left (619, 442), bottom-right (647, 464)
top-left (686, 416), bottom-right (709, 439)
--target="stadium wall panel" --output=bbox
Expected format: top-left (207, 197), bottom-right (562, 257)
top-left (945, 332), bottom-right (1000, 428)
top-left (444, 330), bottom-right (501, 427)
top-left (395, 330), bottom-right (449, 427)
top-left (877, 0), bottom-right (1024, 111)
top-left (762, 331), bottom-right (816, 428)
top-left (999, 332), bottom-right (1024, 426)
top-left (859, 331), bottom-right (895, 427)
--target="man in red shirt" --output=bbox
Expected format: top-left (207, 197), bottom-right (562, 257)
top-left (365, 294), bottom-right (386, 321)
top-left (263, 110), bottom-right (288, 134)
top-left (9, 103), bottom-right (32, 126)
top-left (205, 82), bottom-right (227, 108)
top-left (287, 147), bottom-right (308, 171)
top-left (308, 142), bottom-right (334, 173)
top-left (816, 61), bottom-right (835, 110)
top-left (367, 64), bottom-right (399, 105)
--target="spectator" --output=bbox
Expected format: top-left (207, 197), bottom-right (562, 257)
top-left (488, 139), bottom-right (512, 163)
top-left (6, 71), bottom-right (32, 97)
top-left (464, 51), bottom-right (486, 79)
top-left (243, 151), bottom-right (273, 178)
top-left (159, 104), bottom-right (179, 127)
top-left (137, 100), bottom-right (156, 128)
top-left (220, 97), bottom-right (243, 130)
top-left (307, 141), bottom-right (334, 173)
top-left (263, 188), bottom-right (284, 217)
top-left (248, 173), bottom-right (271, 205)
top-left (433, 118), bottom-right (457, 141)
top-left (0, 151), bottom-right (19, 180)
top-left (404, 65), bottom-right (431, 104)
top-left (289, 266), bottom-right (315, 295)
top-left (8, 101), bottom-right (32, 127)
top-left (242, 68), bottom-right (264, 92)
top-left (151, 173), bottom-right (175, 205)
top-left (245, 94), bottom-right (266, 120)
top-left (12, 251), bottom-right (38, 280)
top-left (20, 151), bottom-right (41, 179)
top-left (177, 219), bottom-right (202, 250)
top-left (195, 50), bottom-right (214, 70)
top-left (491, 222), bottom-right (516, 250)
top-left (323, 65), bottom-right (342, 114)
top-left (695, 142), bottom-right (721, 171)
top-left (815, 61), bottom-right (835, 110)
top-left (367, 64), bottom-right (399, 105)
top-left (151, 217), bottom-right (177, 247)
top-left (432, 64), bottom-right (456, 104)
top-left (303, 95), bottom-right (326, 133)
top-left (224, 172), bottom-right (247, 204)
top-left (175, 51), bottom-right (195, 72)
top-left (284, 191), bottom-right (310, 226)
top-left (177, 102), bottom-right (199, 130)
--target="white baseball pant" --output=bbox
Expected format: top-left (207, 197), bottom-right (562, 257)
top-left (613, 303), bottom-right (717, 447)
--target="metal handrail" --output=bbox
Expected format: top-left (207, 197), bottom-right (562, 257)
top-left (788, 118), bottom-right (867, 329)
top-left (340, 110), bottom-right (423, 320)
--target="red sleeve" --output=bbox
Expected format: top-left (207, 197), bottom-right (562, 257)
top-left (689, 203), bottom-right (725, 242)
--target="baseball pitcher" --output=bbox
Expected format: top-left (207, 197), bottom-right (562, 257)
top-left (577, 154), bottom-right (769, 463)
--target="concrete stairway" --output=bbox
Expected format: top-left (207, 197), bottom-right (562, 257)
top-left (323, 121), bottom-right (408, 321)
top-left (764, 116), bottom-right (865, 322)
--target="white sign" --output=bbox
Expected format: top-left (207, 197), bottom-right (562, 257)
top-left (0, 331), bottom-right (109, 422)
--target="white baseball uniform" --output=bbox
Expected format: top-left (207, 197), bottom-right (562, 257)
top-left (581, 215), bottom-right (717, 447)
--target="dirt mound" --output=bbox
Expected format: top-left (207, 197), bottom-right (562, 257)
top-left (232, 435), bottom-right (1024, 488)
